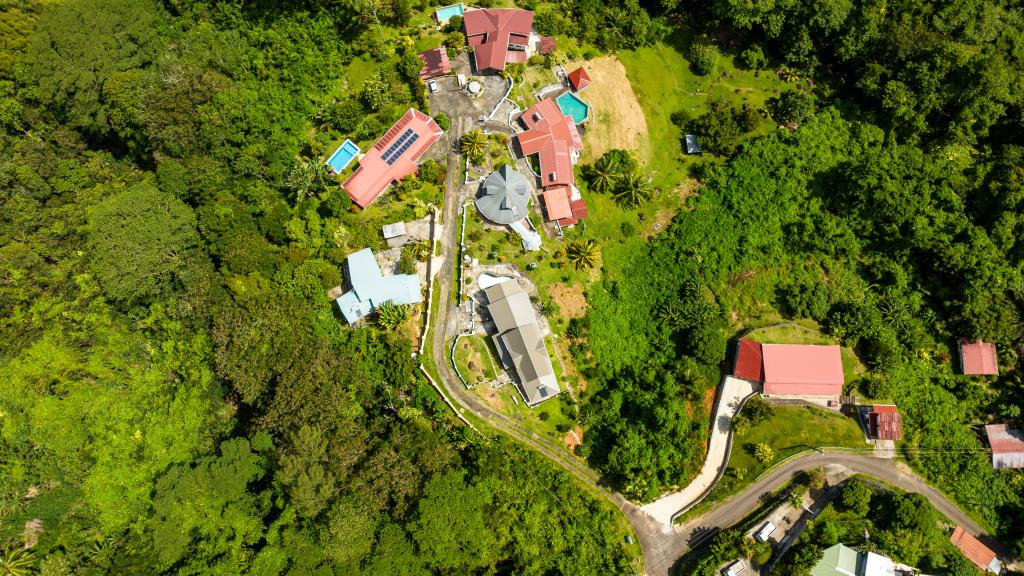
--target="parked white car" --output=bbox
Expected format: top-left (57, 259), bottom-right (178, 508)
top-left (428, 80), bottom-right (438, 93)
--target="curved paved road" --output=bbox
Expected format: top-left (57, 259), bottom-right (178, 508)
top-left (425, 125), bottom-right (1016, 576)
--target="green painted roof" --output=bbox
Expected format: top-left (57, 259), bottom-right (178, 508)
top-left (811, 544), bottom-right (862, 576)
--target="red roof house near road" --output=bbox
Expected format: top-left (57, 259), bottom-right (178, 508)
top-left (517, 98), bottom-right (582, 189)
top-left (417, 46), bottom-right (450, 79)
top-left (567, 67), bottom-right (591, 91)
top-left (463, 9), bottom-right (534, 72)
top-left (985, 424), bottom-right (1024, 469)
top-left (762, 343), bottom-right (844, 397)
top-left (343, 109), bottom-right (443, 207)
top-left (867, 405), bottom-right (902, 441)
top-left (950, 526), bottom-right (1003, 574)
top-left (733, 338), bottom-right (765, 382)
top-left (958, 339), bottom-right (999, 375)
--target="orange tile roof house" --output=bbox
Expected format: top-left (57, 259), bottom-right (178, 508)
top-left (958, 339), bottom-right (998, 375)
top-left (417, 46), bottom-right (450, 79)
top-left (866, 405), bottom-right (902, 441)
top-left (567, 67), bottom-right (591, 91)
top-left (343, 109), bottom-right (443, 207)
top-left (463, 9), bottom-right (533, 72)
top-left (950, 526), bottom-right (1003, 574)
top-left (985, 424), bottom-right (1024, 469)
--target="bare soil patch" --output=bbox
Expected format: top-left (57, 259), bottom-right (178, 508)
top-left (570, 56), bottom-right (650, 164)
top-left (548, 282), bottom-right (588, 321)
top-left (563, 426), bottom-right (584, 452)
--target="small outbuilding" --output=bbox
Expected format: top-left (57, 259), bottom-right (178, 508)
top-left (754, 521), bottom-right (776, 543)
top-left (866, 405), bottom-right (903, 441)
top-left (539, 36), bottom-right (556, 55)
top-left (567, 67), bottom-right (591, 91)
top-left (950, 526), bottom-right (1003, 574)
top-left (418, 46), bottom-right (451, 79)
top-left (985, 424), bottom-right (1024, 469)
top-left (958, 339), bottom-right (998, 375)
top-left (475, 165), bottom-right (532, 225)
top-left (685, 134), bottom-right (702, 154)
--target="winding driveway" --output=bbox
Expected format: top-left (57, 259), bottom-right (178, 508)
top-left (425, 117), bottom-right (1017, 576)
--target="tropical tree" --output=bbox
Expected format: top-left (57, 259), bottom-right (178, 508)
top-left (565, 239), bottom-right (600, 270)
top-left (460, 129), bottom-right (487, 163)
top-left (376, 302), bottom-right (411, 330)
top-left (613, 171), bottom-right (654, 207)
top-left (590, 154), bottom-right (620, 193)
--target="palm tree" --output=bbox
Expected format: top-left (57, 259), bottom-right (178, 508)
top-left (565, 239), bottom-right (600, 270)
top-left (460, 130), bottom-right (487, 161)
top-left (0, 547), bottom-right (35, 576)
top-left (376, 302), bottom-right (410, 330)
top-left (613, 171), bottom-right (654, 208)
top-left (590, 154), bottom-right (619, 194)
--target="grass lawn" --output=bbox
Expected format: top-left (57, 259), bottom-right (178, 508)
top-left (453, 334), bottom-right (498, 386)
top-left (618, 31), bottom-right (791, 191)
top-left (469, 378), bottom-right (579, 447)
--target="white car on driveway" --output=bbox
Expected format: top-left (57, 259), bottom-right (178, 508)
top-left (428, 80), bottom-right (438, 93)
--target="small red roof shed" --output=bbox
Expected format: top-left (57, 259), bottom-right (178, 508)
top-left (985, 424), bottom-right (1024, 469)
top-left (950, 526), bottom-right (1003, 574)
top-left (733, 339), bottom-right (764, 382)
top-left (539, 36), bottom-right (556, 55)
top-left (762, 344), bottom-right (844, 397)
top-left (867, 405), bottom-right (902, 441)
top-left (567, 67), bottom-right (591, 91)
top-left (417, 46), bottom-right (451, 79)
top-left (959, 339), bottom-right (998, 375)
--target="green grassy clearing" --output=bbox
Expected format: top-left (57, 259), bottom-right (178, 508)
top-left (470, 378), bottom-right (579, 445)
top-left (453, 334), bottom-right (498, 385)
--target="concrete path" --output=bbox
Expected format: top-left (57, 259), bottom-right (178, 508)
top-left (641, 376), bottom-right (756, 525)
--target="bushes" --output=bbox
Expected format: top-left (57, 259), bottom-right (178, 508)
top-left (689, 42), bottom-right (719, 75)
top-left (739, 45), bottom-right (766, 69)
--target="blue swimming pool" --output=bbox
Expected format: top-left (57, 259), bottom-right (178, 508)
top-left (556, 92), bottom-right (590, 125)
top-left (435, 3), bottom-right (464, 22)
top-left (326, 139), bottom-right (360, 173)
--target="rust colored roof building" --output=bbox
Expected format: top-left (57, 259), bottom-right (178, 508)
top-left (567, 67), bottom-right (591, 90)
top-left (985, 424), bottom-right (1024, 469)
top-left (418, 46), bottom-right (451, 79)
top-left (343, 109), bottom-right (443, 207)
top-left (463, 9), bottom-right (533, 71)
top-left (762, 343), bottom-right (844, 397)
top-left (541, 186), bottom-right (572, 221)
top-left (539, 36), bottom-right (556, 55)
top-left (950, 526), bottom-right (1003, 574)
top-left (866, 405), bottom-right (902, 441)
top-left (517, 98), bottom-right (582, 188)
top-left (733, 338), bottom-right (765, 382)
top-left (958, 339), bottom-right (999, 375)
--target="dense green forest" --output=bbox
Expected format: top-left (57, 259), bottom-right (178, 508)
top-left (0, 0), bottom-right (638, 573)
top-left (571, 0), bottom-right (1024, 559)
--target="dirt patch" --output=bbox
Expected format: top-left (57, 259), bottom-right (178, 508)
top-left (484, 390), bottom-right (505, 411)
top-left (643, 209), bottom-right (676, 239)
top-left (571, 56), bottom-right (650, 164)
top-left (548, 282), bottom-right (588, 321)
top-left (564, 426), bottom-right (584, 452)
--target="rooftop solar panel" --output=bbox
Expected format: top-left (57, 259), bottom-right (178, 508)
top-left (381, 129), bottom-right (414, 163)
top-left (386, 133), bottom-right (420, 165)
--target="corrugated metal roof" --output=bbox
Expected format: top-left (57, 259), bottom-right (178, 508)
top-left (336, 248), bottom-right (422, 324)
top-left (733, 339), bottom-right (764, 382)
top-left (986, 424), bottom-right (1024, 469)
top-left (959, 339), bottom-right (999, 375)
top-left (762, 344), bottom-right (844, 396)
top-left (950, 526), bottom-right (1002, 573)
top-left (868, 405), bottom-right (903, 441)
top-left (475, 165), bottom-right (532, 225)
top-left (463, 9), bottom-right (533, 71)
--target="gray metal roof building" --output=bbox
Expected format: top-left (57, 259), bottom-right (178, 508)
top-left (475, 165), bottom-right (532, 225)
top-left (483, 279), bottom-right (560, 406)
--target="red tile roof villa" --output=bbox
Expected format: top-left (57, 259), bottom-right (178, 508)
top-left (958, 339), bottom-right (999, 375)
top-left (567, 67), bottom-right (591, 91)
top-left (762, 343), bottom-right (844, 396)
top-left (517, 98), bottom-right (581, 187)
top-left (986, 424), bottom-right (1024, 469)
top-left (417, 46), bottom-right (450, 79)
top-left (343, 109), bottom-right (443, 207)
top-left (463, 8), bottom-right (534, 72)
top-left (867, 405), bottom-right (903, 441)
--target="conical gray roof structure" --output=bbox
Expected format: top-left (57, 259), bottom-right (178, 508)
top-left (475, 165), bottom-right (532, 225)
